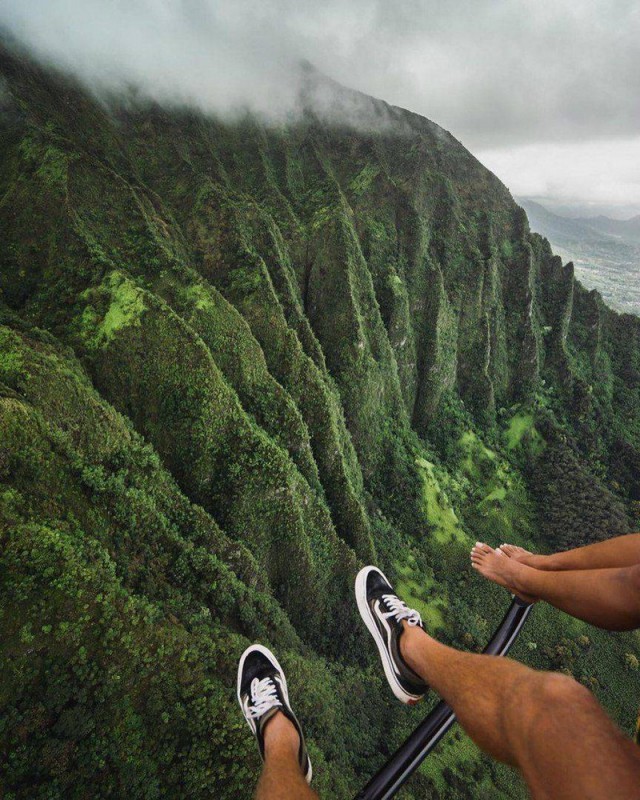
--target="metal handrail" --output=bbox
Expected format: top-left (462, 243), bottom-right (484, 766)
top-left (354, 597), bottom-right (533, 800)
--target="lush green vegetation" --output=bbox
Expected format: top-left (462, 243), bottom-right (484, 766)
top-left (1, 45), bottom-right (639, 799)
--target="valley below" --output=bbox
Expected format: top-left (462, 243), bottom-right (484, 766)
top-left (1, 45), bottom-right (640, 800)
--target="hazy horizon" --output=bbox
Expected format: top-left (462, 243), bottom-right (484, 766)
top-left (516, 196), bottom-right (640, 222)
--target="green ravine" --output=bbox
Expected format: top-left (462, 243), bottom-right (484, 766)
top-left (1, 45), bottom-right (639, 799)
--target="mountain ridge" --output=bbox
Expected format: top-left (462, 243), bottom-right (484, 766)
top-left (1, 43), bottom-right (640, 799)
top-left (517, 197), bottom-right (640, 244)
top-left (581, 214), bottom-right (640, 242)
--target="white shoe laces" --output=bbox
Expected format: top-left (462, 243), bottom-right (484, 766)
top-left (246, 676), bottom-right (282, 719)
top-left (381, 594), bottom-right (422, 627)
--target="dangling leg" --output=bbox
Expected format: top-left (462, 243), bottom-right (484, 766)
top-left (472, 543), bottom-right (640, 630)
top-left (400, 623), bottom-right (640, 799)
top-left (237, 645), bottom-right (316, 800)
top-left (500, 533), bottom-right (640, 571)
top-left (255, 713), bottom-right (319, 800)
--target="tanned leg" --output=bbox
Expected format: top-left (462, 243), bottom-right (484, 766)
top-left (254, 713), bottom-right (319, 800)
top-left (472, 543), bottom-right (640, 630)
top-left (400, 623), bottom-right (640, 800)
top-left (500, 533), bottom-right (640, 571)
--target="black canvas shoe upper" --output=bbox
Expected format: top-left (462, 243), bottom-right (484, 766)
top-left (358, 566), bottom-right (429, 703)
top-left (237, 646), bottom-right (312, 783)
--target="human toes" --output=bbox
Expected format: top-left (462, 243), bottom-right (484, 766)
top-left (470, 542), bottom-right (494, 563)
top-left (500, 544), bottom-right (533, 562)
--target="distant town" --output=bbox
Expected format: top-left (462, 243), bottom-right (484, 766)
top-left (518, 197), bottom-right (640, 317)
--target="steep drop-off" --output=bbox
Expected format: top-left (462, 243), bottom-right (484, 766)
top-left (1, 47), bottom-right (639, 799)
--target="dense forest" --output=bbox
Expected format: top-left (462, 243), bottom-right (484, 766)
top-left (1, 44), bottom-right (639, 799)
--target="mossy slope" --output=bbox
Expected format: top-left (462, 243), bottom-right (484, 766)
top-left (1, 46), bottom-right (639, 799)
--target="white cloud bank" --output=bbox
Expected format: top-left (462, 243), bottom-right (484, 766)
top-left (0, 0), bottom-right (639, 210)
top-left (478, 137), bottom-right (640, 214)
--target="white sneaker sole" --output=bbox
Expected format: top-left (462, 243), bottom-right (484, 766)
top-left (355, 566), bottom-right (424, 705)
top-left (236, 643), bottom-right (313, 784)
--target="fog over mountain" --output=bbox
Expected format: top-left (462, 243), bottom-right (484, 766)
top-left (0, 0), bottom-right (639, 209)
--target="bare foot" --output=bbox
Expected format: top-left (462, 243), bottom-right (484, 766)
top-left (498, 543), bottom-right (551, 571)
top-left (471, 543), bottom-right (538, 604)
top-left (499, 544), bottom-right (532, 560)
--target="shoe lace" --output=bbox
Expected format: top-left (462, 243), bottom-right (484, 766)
top-left (381, 594), bottom-right (422, 627)
top-left (246, 676), bottom-right (282, 719)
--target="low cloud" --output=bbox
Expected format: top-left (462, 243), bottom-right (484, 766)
top-left (1, 0), bottom-right (639, 207)
top-left (479, 137), bottom-right (640, 213)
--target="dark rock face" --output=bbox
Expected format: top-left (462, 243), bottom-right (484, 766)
top-left (1, 45), bottom-right (639, 799)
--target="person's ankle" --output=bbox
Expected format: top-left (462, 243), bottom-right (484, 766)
top-left (263, 710), bottom-right (300, 757)
top-left (537, 553), bottom-right (563, 571)
top-left (524, 552), bottom-right (559, 571)
top-left (506, 558), bottom-right (533, 594)
top-left (399, 621), bottom-right (430, 678)
top-left (520, 552), bottom-right (543, 568)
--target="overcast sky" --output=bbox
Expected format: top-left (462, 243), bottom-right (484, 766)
top-left (1, 0), bottom-right (639, 215)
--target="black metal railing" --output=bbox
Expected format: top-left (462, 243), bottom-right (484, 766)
top-left (355, 597), bottom-right (533, 800)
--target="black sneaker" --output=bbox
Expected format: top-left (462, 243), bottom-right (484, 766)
top-left (237, 644), bottom-right (312, 784)
top-left (356, 566), bottom-right (429, 704)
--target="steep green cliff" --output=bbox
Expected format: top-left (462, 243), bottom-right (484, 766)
top-left (1, 47), bottom-right (639, 799)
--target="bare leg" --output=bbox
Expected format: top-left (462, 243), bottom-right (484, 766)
top-left (472, 543), bottom-right (640, 630)
top-left (255, 713), bottom-right (319, 800)
top-left (501, 533), bottom-right (640, 571)
top-left (400, 624), bottom-right (640, 800)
